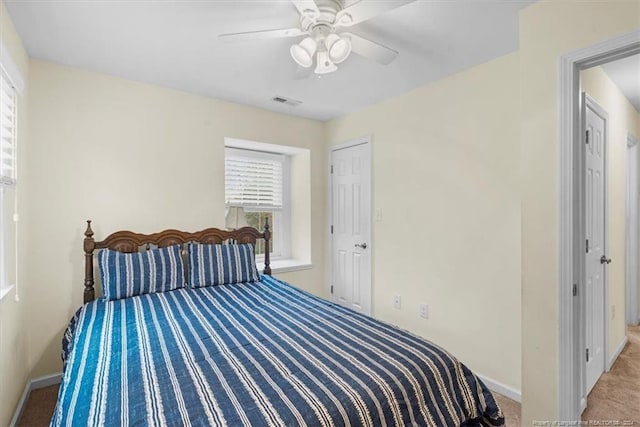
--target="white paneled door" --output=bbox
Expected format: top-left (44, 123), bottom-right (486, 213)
top-left (584, 94), bottom-right (609, 396)
top-left (331, 140), bottom-right (371, 315)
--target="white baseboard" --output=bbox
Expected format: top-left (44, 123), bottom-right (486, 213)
top-left (10, 372), bottom-right (62, 427)
top-left (476, 374), bottom-right (521, 403)
top-left (607, 336), bottom-right (628, 371)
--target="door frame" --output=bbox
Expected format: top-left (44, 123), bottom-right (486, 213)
top-left (328, 136), bottom-right (373, 315)
top-left (558, 29), bottom-right (640, 421)
top-left (581, 93), bottom-right (610, 400)
top-left (627, 131), bottom-right (640, 326)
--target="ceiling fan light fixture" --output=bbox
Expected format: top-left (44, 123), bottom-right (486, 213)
top-left (290, 37), bottom-right (317, 68)
top-left (326, 33), bottom-right (351, 64)
top-left (314, 50), bottom-right (338, 74)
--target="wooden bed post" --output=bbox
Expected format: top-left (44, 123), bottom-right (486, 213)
top-left (83, 220), bottom-right (96, 303)
top-left (263, 218), bottom-right (271, 275)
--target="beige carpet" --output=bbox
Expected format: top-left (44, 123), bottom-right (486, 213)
top-left (493, 393), bottom-right (521, 427)
top-left (17, 384), bottom-right (59, 426)
top-left (582, 325), bottom-right (640, 424)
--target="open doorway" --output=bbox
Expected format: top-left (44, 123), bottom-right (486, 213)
top-left (578, 53), bottom-right (640, 419)
top-left (558, 30), bottom-right (640, 422)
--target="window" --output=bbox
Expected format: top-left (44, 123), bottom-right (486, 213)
top-left (225, 147), bottom-right (290, 259)
top-left (0, 66), bottom-right (18, 295)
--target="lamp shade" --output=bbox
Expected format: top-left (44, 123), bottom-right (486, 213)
top-left (225, 206), bottom-right (249, 230)
top-left (290, 37), bottom-right (317, 68)
top-left (325, 33), bottom-right (351, 64)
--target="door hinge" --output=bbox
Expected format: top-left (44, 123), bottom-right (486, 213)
top-left (573, 283), bottom-right (578, 296)
top-left (330, 285), bottom-right (334, 294)
top-left (331, 225), bottom-right (333, 234)
top-left (586, 130), bottom-right (590, 144)
top-left (586, 239), bottom-right (589, 253)
top-left (330, 165), bottom-right (333, 174)
top-left (586, 348), bottom-right (589, 362)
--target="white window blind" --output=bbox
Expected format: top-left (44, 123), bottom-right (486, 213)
top-left (0, 70), bottom-right (17, 186)
top-left (0, 65), bottom-right (18, 298)
top-left (225, 148), bottom-right (284, 209)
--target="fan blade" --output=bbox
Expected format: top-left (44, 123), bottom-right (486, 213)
top-left (291, 0), bottom-right (320, 19)
top-left (336, 0), bottom-right (416, 27)
top-left (219, 28), bottom-right (305, 43)
top-left (345, 33), bottom-right (398, 65)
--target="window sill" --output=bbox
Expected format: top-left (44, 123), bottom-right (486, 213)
top-left (0, 284), bottom-right (15, 302)
top-left (264, 259), bottom-right (313, 274)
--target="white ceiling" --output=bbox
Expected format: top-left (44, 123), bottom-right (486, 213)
top-left (5, 0), bottom-right (533, 121)
top-left (602, 54), bottom-right (640, 113)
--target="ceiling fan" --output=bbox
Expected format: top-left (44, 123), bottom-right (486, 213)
top-left (219, 0), bottom-right (416, 75)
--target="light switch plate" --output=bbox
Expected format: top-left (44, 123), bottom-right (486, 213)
top-left (419, 303), bottom-right (429, 319)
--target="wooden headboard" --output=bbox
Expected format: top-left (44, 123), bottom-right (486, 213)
top-left (82, 220), bottom-right (271, 303)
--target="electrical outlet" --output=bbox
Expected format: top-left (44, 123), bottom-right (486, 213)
top-left (375, 208), bottom-right (383, 222)
top-left (393, 295), bottom-right (401, 309)
top-left (419, 303), bottom-right (429, 319)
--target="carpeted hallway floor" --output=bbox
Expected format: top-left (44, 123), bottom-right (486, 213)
top-left (16, 328), bottom-right (639, 426)
top-left (582, 325), bottom-right (640, 423)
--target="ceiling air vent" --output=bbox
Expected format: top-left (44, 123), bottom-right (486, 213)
top-left (272, 96), bottom-right (302, 107)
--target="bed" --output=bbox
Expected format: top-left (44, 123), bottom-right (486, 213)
top-left (51, 221), bottom-right (504, 426)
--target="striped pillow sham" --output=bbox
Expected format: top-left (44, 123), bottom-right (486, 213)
top-left (98, 244), bottom-right (185, 301)
top-left (188, 243), bottom-right (260, 288)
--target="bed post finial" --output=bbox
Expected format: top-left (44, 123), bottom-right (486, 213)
top-left (83, 220), bottom-right (96, 303)
top-left (85, 220), bottom-right (94, 238)
top-left (263, 217), bottom-right (271, 275)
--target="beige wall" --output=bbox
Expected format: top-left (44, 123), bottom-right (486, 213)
top-left (25, 59), bottom-right (327, 378)
top-left (326, 52), bottom-right (522, 392)
top-left (520, 1), bottom-right (640, 424)
top-left (0, 0), bottom-right (29, 424)
top-left (581, 66), bottom-right (640, 360)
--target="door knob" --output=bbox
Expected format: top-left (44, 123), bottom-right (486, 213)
top-left (600, 255), bottom-right (612, 265)
top-left (355, 243), bottom-right (368, 249)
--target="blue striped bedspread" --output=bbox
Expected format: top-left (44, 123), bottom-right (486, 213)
top-left (52, 275), bottom-right (504, 426)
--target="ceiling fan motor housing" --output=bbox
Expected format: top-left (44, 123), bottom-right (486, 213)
top-left (311, 25), bottom-right (332, 46)
top-left (300, 0), bottom-right (344, 32)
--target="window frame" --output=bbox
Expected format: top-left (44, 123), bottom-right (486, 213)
top-left (224, 146), bottom-right (291, 261)
top-left (0, 58), bottom-right (19, 298)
